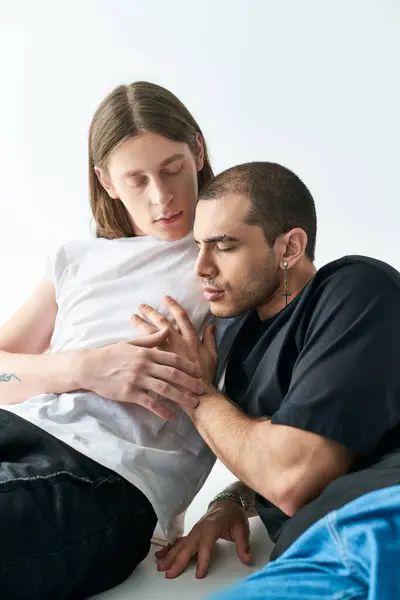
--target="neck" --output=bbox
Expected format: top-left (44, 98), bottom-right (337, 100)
top-left (257, 261), bottom-right (317, 321)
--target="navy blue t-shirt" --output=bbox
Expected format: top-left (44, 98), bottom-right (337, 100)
top-left (220, 256), bottom-right (400, 558)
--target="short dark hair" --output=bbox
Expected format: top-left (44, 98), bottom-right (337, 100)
top-left (198, 162), bottom-right (317, 261)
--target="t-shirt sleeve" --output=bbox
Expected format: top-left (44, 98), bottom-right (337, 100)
top-left (271, 263), bottom-right (400, 456)
top-left (44, 245), bottom-right (67, 293)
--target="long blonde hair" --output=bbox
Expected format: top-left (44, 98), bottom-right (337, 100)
top-left (88, 81), bottom-right (214, 238)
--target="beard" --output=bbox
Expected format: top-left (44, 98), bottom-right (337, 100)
top-left (208, 250), bottom-right (281, 318)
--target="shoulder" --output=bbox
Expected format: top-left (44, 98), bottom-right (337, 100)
top-left (296, 255), bottom-right (400, 338)
top-left (52, 237), bottom-right (105, 262)
top-left (46, 238), bottom-right (98, 283)
top-left (308, 255), bottom-right (400, 302)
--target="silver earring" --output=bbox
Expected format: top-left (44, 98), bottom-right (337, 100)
top-left (282, 261), bottom-right (292, 307)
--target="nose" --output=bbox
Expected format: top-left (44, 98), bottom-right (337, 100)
top-left (195, 248), bottom-right (218, 279)
top-left (150, 177), bottom-right (173, 206)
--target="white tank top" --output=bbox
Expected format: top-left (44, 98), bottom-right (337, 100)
top-left (3, 233), bottom-right (215, 541)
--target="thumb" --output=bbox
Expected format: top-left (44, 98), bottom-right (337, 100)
top-left (231, 523), bottom-right (253, 565)
top-left (128, 326), bottom-right (169, 348)
top-left (155, 544), bottom-right (172, 559)
top-left (203, 324), bottom-right (217, 355)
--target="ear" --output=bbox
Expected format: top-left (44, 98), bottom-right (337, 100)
top-left (94, 166), bottom-right (119, 199)
top-left (276, 228), bottom-right (308, 268)
top-left (195, 132), bottom-right (205, 172)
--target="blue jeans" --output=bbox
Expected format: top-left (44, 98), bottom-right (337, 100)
top-left (210, 485), bottom-right (400, 600)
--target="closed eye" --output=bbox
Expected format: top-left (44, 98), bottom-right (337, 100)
top-left (131, 176), bottom-right (148, 188)
top-left (163, 162), bottom-right (183, 176)
top-left (216, 246), bottom-right (234, 253)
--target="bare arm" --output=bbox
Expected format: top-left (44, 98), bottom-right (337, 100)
top-left (0, 278), bottom-right (82, 405)
top-left (154, 397), bottom-right (354, 579)
top-left (132, 298), bottom-right (356, 515)
top-left (0, 279), bottom-right (204, 413)
top-left (189, 389), bottom-right (356, 516)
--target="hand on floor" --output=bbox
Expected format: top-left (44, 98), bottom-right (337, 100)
top-left (155, 500), bottom-right (252, 579)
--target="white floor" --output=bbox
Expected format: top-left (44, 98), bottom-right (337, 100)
top-left (94, 461), bottom-right (274, 599)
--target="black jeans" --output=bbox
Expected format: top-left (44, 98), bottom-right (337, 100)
top-left (0, 409), bottom-right (157, 599)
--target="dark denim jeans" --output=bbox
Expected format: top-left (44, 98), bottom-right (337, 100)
top-left (0, 409), bottom-right (157, 599)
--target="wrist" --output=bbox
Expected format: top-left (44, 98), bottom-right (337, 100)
top-left (45, 349), bottom-right (87, 394)
top-left (208, 491), bottom-right (248, 513)
top-left (71, 348), bottom-right (92, 391)
top-left (204, 381), bottom-right (217, 395)
top-left (184, 384), bottom-right (219, 422)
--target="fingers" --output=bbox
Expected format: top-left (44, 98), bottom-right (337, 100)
top-left (138, 304), bottom-right (172, 330)
top-left (195, 545), bottom-right (213, 579)
top-left (128, 327), bottom-right (169, 348)
top-left (157, 528), bottom-right (219, 579)
top-left (164, 296), bottom-right (198, 340)
top-left (203, 323), bottom-right (217, 356)
top-left (155, 545), bottom-right (172, 559)
top-left (148, 363), bottom-right (204, 396)
top-left (129, 342), bottom-right (201, 379)
top-left (141, 375), bottom-right (200, 410)
top-left (157, 538), bottom-right (199, 579)
top-left (232, 523), bottom-right (253, 565)
top-left (149, 348), bottom-right (201, 378)
top-left (132, 392), bottom-right (175, 420)
top-left (130, 314), bottom-right (158, 336)
top-left (156, 539), bottom-right (186, 573)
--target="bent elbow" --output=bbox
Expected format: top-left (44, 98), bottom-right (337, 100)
top-left (262, 480), bottom-right (306, 518)
top-left (274, 492), bottom-right (301, 517)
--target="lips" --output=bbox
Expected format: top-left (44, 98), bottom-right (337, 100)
top-left (155, 211), bottom-right (183, 225)
top-left (203, 287), bottom-right (225, 301)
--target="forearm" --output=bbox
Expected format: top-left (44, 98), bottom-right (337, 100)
top-left (215, 480), bottom-right (258, 518)
top-left (190, 389), bottom-right (355, 516)
top-left (188, 389), bottom-right (276, 505)
top-left (0, 349), bottom-right (84, 405)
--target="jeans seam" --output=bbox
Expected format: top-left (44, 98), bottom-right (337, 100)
top-left (332, 591), bottom-right (363, 600)
top-left (0, 470), bottom-right (121, 491)
top-left (326, 511), bottom-right (355, 572)
top-left (327, 512), bottom-right (370, 600)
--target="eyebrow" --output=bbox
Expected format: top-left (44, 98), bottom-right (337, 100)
top-left (194, 235), bottom-right (241, 244)
top-left (120, 153), bottom-right (185, 179)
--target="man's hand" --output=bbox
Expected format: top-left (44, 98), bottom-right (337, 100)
top-left (131, 296), bottom-right (218, 388)
top-left (79, 327), bottom-right (204, 420)
top-left (155, 500), bottom-right (252, 579)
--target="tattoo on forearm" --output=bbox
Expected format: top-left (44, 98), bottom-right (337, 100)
top-left (0, 373), bottom-right (21, 383)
